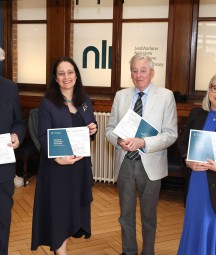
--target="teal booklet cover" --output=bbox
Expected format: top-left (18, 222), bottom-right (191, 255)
top-left (48, 129), bottom-right (73, 158)
top-left (48, 127), bottom-right (90, 158)
top-left (187, 129), bottom-right (216, 162)
top-left (135, 119), bottom-right (159, 153)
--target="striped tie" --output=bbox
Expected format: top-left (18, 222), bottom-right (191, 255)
top-left (127, 92), bottom-right (144, 161)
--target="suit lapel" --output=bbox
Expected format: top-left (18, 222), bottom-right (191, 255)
top-left (76, 101), bottom-right (92, 125)
top-left (124, 88), bottom-right (134, 114)
top-left (121, 88), bottom-right (134, 117)
top-left (143, 85), bottom-right (158, 118)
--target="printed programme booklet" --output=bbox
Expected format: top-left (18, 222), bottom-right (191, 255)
top-left (48, 127), bottom-right (90, 158)
top-left (113, 109), bottom-right (159, 154)
top-left (0, 133), bottom-right (16, 164)
top-left (187, 129), bottom-right (216, 163)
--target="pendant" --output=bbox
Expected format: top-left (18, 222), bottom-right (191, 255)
top-left (82, 103), bottom-right (88, 112)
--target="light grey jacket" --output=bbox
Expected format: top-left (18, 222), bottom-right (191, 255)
top-left (105, 85), bottom-right (178, 181)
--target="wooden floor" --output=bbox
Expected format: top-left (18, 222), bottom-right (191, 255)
top-left (9, 176), bottom-right (185, 255)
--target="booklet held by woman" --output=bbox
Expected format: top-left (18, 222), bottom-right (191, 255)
top-left (48, 127), bottom-right (90, 158)
top-left (187, 129), bottom-right (216, 163)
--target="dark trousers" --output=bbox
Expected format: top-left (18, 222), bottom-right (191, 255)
top-left (117, 157), bottom-right (161, 255)
top-left (0, 180), bottom-right (14, 255)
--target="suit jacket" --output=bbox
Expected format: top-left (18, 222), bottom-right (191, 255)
top-left (38, 96), bottom-right (97, 205)
top-left (105, 85), bottom-right (178, 181)
top-left (179, 107), bottom-right (216, 213)
top-left (0, 76), bottom-right (25, 183)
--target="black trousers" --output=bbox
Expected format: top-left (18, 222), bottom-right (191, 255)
top-left (0, 180), bottom-right (14, 255)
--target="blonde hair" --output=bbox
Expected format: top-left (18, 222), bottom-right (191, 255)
top-left (202, 74), bottom-right (216, 111)
top-left (129, 54), bottom-right (154, 71)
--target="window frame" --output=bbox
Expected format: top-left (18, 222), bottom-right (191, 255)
top-left (189, 0), bottom-right (216, 100)
top-left (4, 0), bottom-right (173, 98)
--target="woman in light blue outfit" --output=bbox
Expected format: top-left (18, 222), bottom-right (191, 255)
top-left (178, 74), bottom-right (216, 255)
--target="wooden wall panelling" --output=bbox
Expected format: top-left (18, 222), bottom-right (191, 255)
top-left (19, 93), bottom-right (43, 128)
top-left (46, 0), bottom-right (71, 85)
top-left (3, 0), bottom-right (12, 79)
top-left (92, 98), bottom-right (113, 113)
top-left (165, 0), bottom-right (174, 91)
top-left (19, 93), bottom-right (201, 127)
top-left (19, 94), bottom-right (113, 113)
top-left (170, 0), bottom-right (194, 94)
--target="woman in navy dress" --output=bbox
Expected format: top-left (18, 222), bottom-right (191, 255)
top-left (178, 74), bottom-right (216, 255)
top-left (31, 57), bottom-right (97, 255)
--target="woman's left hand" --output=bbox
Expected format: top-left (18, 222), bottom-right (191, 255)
top-left (185, 160), bottom-right (209, 171)
top-left (206, 159), bottom-right (216, 172)
top-left (88, 122), bottom-right (97, 136)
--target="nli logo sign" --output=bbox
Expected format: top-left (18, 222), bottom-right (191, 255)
top-left (82, 40), bottom-right (112, 69)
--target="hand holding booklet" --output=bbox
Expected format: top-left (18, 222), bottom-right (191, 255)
top-left (113, 109), bottom-right (159, 153)
top-left (48, 127), bottom-right (90, 158)
top-left (187, 129), bottom-right (216, 163)
top-left (0, 133), bottom-right (16, 164)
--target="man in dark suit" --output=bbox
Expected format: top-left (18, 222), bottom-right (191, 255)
top-left (0, 47), bottom-right (25, 255)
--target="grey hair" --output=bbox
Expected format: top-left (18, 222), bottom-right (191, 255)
top-left (129, 54), bottom-right (154, 71)
top-left (202, 74), bottom-right (216, 111)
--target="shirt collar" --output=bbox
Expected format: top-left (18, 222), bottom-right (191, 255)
top-left (134, 83), bottom-right (152, 96)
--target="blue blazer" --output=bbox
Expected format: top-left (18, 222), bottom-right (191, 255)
top-left (0, 77), bottom-right (25, 183)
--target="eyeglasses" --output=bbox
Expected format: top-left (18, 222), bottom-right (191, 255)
top-left (210, 85), bottom-right (216, 93)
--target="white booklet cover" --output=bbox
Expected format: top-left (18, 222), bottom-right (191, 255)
top-left (113, 109), bottom-right (159, 154)
top-left (48, 127), bottom-right (90, 158)
top-left (0, 133), bottom-right (16, 164)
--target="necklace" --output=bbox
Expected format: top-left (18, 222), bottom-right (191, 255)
top-left (64, 98), bottom-right (73, 103)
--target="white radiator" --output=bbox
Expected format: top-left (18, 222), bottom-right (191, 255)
top-left (91, 112), bottom-right (115, 183)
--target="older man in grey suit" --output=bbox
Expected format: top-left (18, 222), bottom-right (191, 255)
top-left (105, 54), bottom-right (177, 255)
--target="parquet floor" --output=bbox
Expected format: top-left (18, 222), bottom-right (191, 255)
top-left (9, 176), bottom-right (185, 255)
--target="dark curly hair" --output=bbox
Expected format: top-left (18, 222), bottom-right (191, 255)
top-left (46, 57), bottom-right (86, 107)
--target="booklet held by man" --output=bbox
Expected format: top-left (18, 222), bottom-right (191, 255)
top-left (113, 109), bottom-right (159, 153)
top-left (48, 127), bottom-right (90, 158)
top-left (187, 129), bottom-right (216, 163)
top-left (0, 133), bottom-right (16, 164)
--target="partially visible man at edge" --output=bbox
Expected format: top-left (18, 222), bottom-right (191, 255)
top-left (0, 47), bottom-right (25, 255)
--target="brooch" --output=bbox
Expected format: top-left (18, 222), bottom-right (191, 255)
top-left (82, 103), bottom-right (88, 112)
